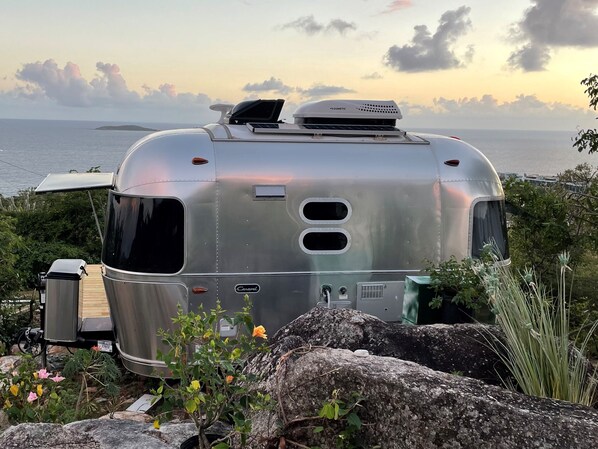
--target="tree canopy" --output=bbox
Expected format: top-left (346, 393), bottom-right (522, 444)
top-left (574, 74), bottom-right (598, 155)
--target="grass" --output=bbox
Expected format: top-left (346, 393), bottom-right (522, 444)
top-left (482, 252), bottom-right (598, 406)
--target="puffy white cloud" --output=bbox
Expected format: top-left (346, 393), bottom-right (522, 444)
top-left (384, 6), bottom-right (473, 72)
top-left (9, 59), bottom-right (211, 111)
top-left (508, 0), bottom-right (598, 71)
top-left (16, 60), bottom-right (96, 107)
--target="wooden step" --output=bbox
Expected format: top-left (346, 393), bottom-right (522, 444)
top-left (81, 264), bottom-right (110, 319)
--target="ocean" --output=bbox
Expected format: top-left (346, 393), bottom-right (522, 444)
top-left (0, 118), bottom-right (595, 197)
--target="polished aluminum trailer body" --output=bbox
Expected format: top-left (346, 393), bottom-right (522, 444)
top-left (37, 100), bottom-right (507, 376)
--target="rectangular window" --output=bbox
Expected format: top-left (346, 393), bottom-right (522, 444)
top-left (472, 200), bottom-right (509, 259)
top-left (102, 193), bottom-right (184, 273)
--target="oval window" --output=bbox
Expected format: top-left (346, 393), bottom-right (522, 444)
top-left (300, 229), bottom-right (350, 254)
top-left (300, 198), bottom-right (351, 223)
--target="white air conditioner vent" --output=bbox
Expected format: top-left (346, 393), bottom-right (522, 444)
top-left (294, 99), bottom-right (402, 123)
top-left (357, 103), bottom-right (400, 114)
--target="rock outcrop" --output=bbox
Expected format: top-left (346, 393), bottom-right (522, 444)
top-left (267, 306), bottom-right (509, 384)
top-left (2, 307), bottom-right (597, 448)
top-left (0, 419), bottom-right (197, 449)
top-left (247, 307), bottom-right (598, 448)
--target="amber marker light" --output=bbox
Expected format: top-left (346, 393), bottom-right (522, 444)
top-left (192, 157), bottom-right (209, 165)
top-left (192, 287), bottom-right (209, 294)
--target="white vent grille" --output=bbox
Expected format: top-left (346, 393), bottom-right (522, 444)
top-left (360, 283), bottom-right (385, 300)
top-left (357, 103), bottom-right (400, 114)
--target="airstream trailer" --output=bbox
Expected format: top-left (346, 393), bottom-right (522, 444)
top-left (36, 99), bottom-right (509, 376)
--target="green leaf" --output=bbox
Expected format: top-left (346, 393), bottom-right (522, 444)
top-left (185, 399), bottom-right (197, 414)
top-left (346, 412), bottom-right (362, 429)
top-left (213, 443), bottom-right (229, 449)
top-left (313, 426), bottom-right (324, 433)
top-left (333, 402), bottom-right (340, 420)
top-left (319, 403), bottom-right (335, 419)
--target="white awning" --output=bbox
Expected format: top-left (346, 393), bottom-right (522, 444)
top-left (35, 172), bottom-right (114, 193)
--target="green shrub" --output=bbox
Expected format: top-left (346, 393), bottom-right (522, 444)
top-left (425, 251), bottom-right (492, 311)
top-left (152, 295), bottom-right (270, 449)
top-left (62, 347), bottom-right (122, 420)
top-left (0, 356), bottom-right (76, 423)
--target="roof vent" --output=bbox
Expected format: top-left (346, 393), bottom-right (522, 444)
top-left (293, 100), bottom-right (402, 126)
top-left (228, 99), bottom-right (285, 125)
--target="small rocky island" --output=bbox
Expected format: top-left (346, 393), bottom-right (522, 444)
top-left (95, 125), bottom-right (158, 132)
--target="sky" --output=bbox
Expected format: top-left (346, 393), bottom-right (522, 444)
top-left (1, 0), bottom-right (597, 130)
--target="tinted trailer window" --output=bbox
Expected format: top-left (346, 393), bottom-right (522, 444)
top-left (472, 200), bottom-right (509, 260)
top-left (103, 193), bottom-right (184, 273)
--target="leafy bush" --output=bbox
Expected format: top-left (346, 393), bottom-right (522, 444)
top-left (0, 166), bottom-right (107, 288)
top-left (504, 165), bottom-right (598, 357)
top-left (425, 253), bottom-right (491, 311)
top-left (0, 356), bottom-right (75, 423)
top-left (62, 347), bottom-right (121, 420)
top-left (153, 295), bottom-right (270, 449)
top-left (0, 214), bottom-right (21, 297)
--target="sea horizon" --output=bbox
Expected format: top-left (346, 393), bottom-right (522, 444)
top-left (1, 118), bottom-right (594, 197)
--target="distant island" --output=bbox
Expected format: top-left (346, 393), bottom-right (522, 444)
top-left (95, 125), bottom-right (158, 132)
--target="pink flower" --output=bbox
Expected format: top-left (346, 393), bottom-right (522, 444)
top-left (51, 376), bottom-right (65, 383)
top-left (37, 369), bottom-right (50, 379)
top-left (27, 392), bottom-right (38, 403)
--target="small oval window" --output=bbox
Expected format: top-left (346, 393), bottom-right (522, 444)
top-left (300, 198), bottom-right (351, 223)
top-left (300, 229), bottom-right (350, 254)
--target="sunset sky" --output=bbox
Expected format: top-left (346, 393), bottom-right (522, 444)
top-left (1, 0), bottom-right (597, 130)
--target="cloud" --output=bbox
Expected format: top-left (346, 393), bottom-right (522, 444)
top-left (281, 15), bottom-right (356, 35)
top-left (16, 60), bottom-right (98, 107)
top-left (398, 93), bottom-right (595, 129)
top-left (507, 43), bottom-right (550, 71)
top-left (383, 6), bottom-right (473, 72)
top-left (141, 83), bottom-right (211, 106)
top-left (297, 84), bottom-right (356, 98)
top-left (431, 93), bottom-right (591, 120)
top-left (10, 59), bottom-right (211, 111)
top-left (243, 77), bottom-right (294, 95)
top-left (508, 0), bottom-right (598, 71)
top-left (327, 19), bottom-right (357, 34)
top-left (362, 72), bottom-right (383, 80)
top-left (4, 59), bottom-right (216, 123)
top-left (381, 0), bottom-right (412, 14)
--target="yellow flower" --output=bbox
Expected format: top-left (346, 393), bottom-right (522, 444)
top-left (191, 380), bottom-right (200, 390)
top-left (9, 384), bottom-right (19, 396)
top-left (153, 419), bottom-right (160, 429)
top-left (3, 399), bottom-right (11, 409)
top-left (252, 325), bottom-right (267, 339)
top-left (225, 375), bottom-right (234, 384)
top-left (33, 372), bottom-right (38, 380)
top-left (37, 384), bottom-right (43, 397)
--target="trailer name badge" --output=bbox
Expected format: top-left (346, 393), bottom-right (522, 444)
top-left (235, 284), bottom-right (260, 294)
